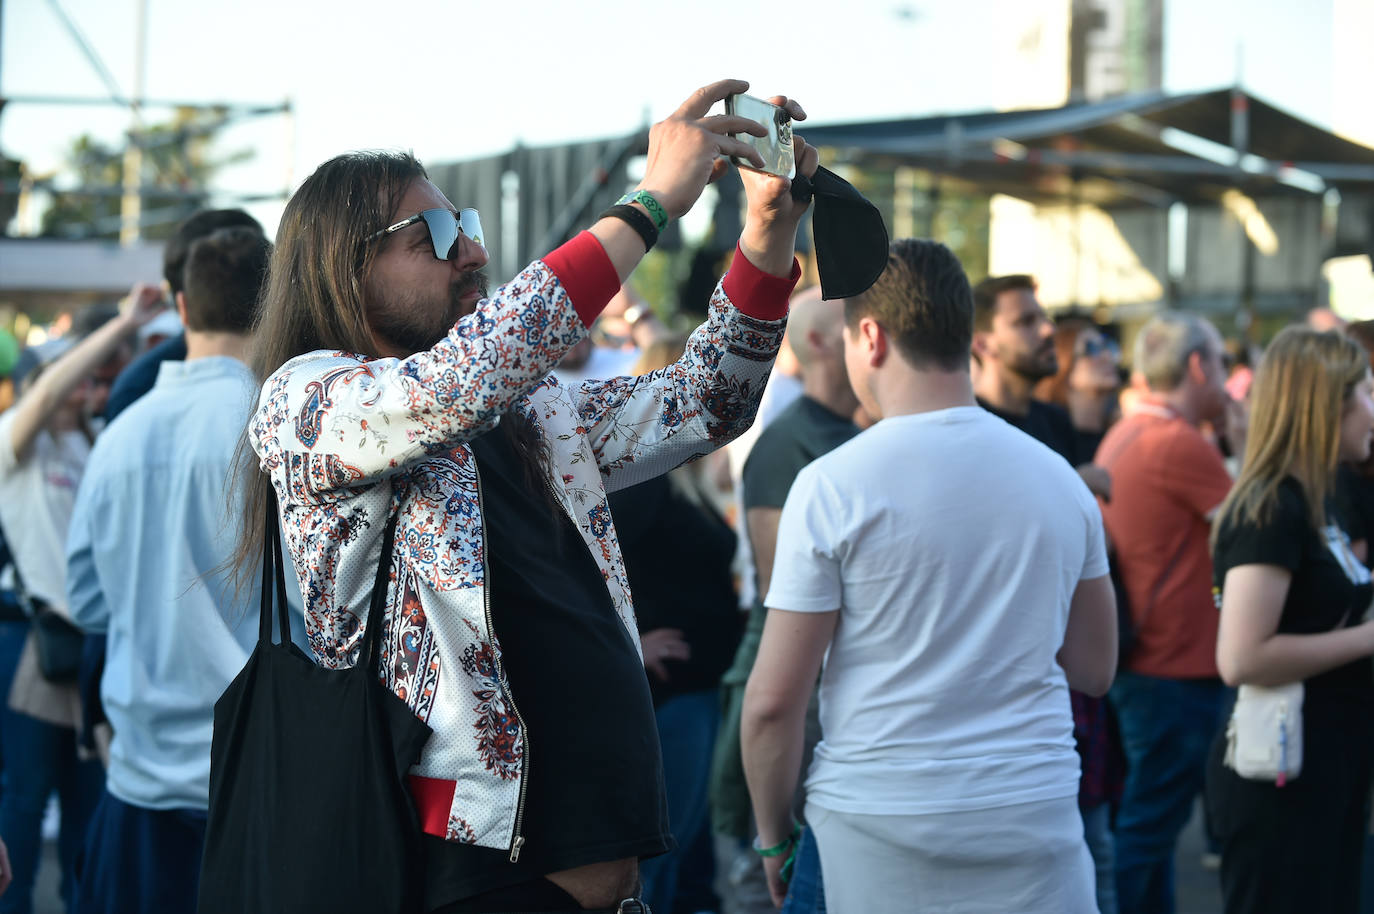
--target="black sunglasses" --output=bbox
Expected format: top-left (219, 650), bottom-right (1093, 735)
top-left (366, 207), bottom-right (484, 261)
top-left (1077, 337), bottom-right (1120, 360)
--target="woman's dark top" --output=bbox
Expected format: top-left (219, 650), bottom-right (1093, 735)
top-left (1073, 427), bottom-right (1106, 468)
top-left (1207, 481), bottom-right (1374, 914)
top-left (423, 425), bottom-right (672, 910)
top-left (1212, 477), bottom-right (1374, 715)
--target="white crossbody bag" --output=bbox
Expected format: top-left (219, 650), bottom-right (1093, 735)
top-left (1223, 681), bottom-right (1304, 786)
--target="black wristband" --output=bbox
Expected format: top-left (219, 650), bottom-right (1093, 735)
top-left (598, 204), bottom-right (658, 252)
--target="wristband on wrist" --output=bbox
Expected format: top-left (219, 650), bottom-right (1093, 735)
top-left (616, 191), bottom-right (668, 233)
top-left (597, 204), bottom-right (658, 253)
top-left (752, 821), bottom-right (801, 858)
top-left (780, 841), bottom-right (800, 885)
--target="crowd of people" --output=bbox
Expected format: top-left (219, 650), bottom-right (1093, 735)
top-left (0, 76), bottom-right (1372, 914)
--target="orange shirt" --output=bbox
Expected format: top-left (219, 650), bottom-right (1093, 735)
top-left (1095, 408), bottom-right (1233, 679)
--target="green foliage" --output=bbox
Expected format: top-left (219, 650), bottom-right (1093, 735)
top-left (39, 106), bottom-right (252, 241)
top-left (631, 248), bottom-right (679, 320)
top-left (821, 157), bottom-right (992, 283)
top-left (0, 157), bottom-right (21, 229)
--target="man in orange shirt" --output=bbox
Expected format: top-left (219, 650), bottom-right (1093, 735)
top-left (1095, 313), bottom-right (1240, 914)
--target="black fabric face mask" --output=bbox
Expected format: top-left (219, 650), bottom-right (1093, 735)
top-left (791, 166), bottom-right (890, 301)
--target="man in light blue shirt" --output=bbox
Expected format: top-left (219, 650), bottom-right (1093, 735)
top-left (65, 226), bottom-right (293, 914)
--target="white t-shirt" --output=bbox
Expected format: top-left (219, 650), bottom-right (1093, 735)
top-left (766, 406), bottom-right (1109, 816)
top-left (0, 409), bottom-right (90, 611)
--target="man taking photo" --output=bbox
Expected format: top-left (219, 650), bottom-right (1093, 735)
top-left (237, 78), bottom-right (817, 914)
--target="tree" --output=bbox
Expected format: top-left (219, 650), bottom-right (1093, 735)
top-left (0, 156), bottom-right (21, 230)
top-left (39, 106), bottom-right (252, 241)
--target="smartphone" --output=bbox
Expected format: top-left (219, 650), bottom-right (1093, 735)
top-left (725, 93), bottom-right (795, 179)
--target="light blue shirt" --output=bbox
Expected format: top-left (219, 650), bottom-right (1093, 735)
top-left (66, 356), bottom-right (305, 811)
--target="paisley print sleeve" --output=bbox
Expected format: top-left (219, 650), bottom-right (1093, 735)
top-left (571, 278), bottom-right (787, 494)
top-left (251, 259), bottom-right (589, 502)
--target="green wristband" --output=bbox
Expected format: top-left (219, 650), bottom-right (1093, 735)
top-left (780, 842), bottom-right (799, 885)
top-left (753, 822), bottom-right (801, 858)
top-left (616, 191), bottom-right (668, 233)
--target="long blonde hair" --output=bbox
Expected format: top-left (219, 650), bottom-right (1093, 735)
top-left (1214, 326), bottom-right (1369, 539)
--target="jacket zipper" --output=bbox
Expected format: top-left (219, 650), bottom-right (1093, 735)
top-left (473, 459), bottom-right (531, 863)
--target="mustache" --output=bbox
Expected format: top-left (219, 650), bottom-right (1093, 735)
top-left (454, 270), bottom-right (489, 301)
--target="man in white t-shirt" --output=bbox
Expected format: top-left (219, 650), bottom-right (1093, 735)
top-left (740, 239), bottom-right (1118, 913)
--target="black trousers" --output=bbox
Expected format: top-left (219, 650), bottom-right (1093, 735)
top-left (1205, 705), bottom-right (1373, 914)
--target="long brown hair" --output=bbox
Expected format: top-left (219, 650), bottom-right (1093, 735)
top-left (230, 151), bottom-right (427, 583)
top-left (1213, 326), bottom-right (1369, 541)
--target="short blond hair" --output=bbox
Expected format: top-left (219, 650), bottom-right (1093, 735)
top-left (1133, 313), bottom-right (1215, 392)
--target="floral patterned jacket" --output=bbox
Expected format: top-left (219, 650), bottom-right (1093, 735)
top-left (249, 233), bottom-right (794, 858)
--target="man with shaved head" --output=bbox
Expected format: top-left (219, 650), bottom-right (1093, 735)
top-left (711, 285), bottom-right (859, 912)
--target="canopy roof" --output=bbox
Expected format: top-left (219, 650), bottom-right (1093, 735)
top-left (800, 87), bottom-right (1374, 208)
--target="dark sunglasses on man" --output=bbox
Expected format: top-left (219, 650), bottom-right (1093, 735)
top-left (1076, 336), bottom-right (1120, 361)
top-left (366, 207), bottom-right (485, 261)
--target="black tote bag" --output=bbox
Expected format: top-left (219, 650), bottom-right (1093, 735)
top-left (198, 496), bottom-right (432, 914)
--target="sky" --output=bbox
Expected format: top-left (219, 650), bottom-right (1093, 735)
top-left (0, 0), bottom-right (1358, 236)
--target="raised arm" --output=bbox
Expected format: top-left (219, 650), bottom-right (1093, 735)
top-left (251, 80), bottom-right (794, 502)
top-left (251, 245), bottom-right (611, 499)
top-left (570, 267), bottom-right (794, 493)
top-left (590, 79), bottom-right (775, 282)
top-left (6, 284), bottom-right (163, 462)
top-left (574, 96), bottom-right (821, 489)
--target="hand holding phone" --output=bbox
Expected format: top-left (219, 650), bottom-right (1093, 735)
top-left (724, 94), bottom-right (796, 179)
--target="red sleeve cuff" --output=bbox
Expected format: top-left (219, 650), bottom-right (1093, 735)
top-left (408, 775), bottom-right (456, 838)
top-left (542, 231), bottom-right (622, 329)
top-left (721, 244), bottom-right (801, 321)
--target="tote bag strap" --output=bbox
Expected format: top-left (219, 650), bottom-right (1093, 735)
top-left (259, 488), bottom-right (401, 663)
top-left (260, 492), bottom-right (294, 646)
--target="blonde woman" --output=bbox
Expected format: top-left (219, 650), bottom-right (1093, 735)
top-left (1206, 326), bottom-right (1374, 914)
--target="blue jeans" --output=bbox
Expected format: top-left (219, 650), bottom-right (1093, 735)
top-left (640, 690), bottom-right (719, 914)
top-left (1109, 671), bottom-right (1225, 914)
top-left (781, 825), bottom-right (825, 914)
top-left (72, 789), bottom-right (208, 914)
top-left (1081, 803), bottom-right (1117, 914)
top-left (0, 620), bottom-right (104, 914)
